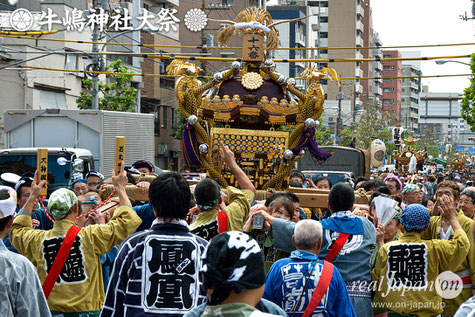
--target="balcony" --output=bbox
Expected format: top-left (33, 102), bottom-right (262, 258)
top-left (373, 60), bottom-right (382, 71)
top-left (372, 49), bottom-right (382, 59)
top-left (319, 23), bottom-right (328, 32)
top-left (152, 0), bottom-right (179, 5)
top-left (373, 85), bottom-right (382, 95)
top-left (296, 33), bottom-right (305, 46)
top-left (356, 21), bottom-right (364, 33)
top-left (356, 5), bottom-right (364, 19)
top-left (319, 38), bottom-right (328, 47)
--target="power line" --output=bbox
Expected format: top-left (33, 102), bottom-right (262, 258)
top-left (18, 65), bottom-right (472, 81)
top-left (96, 52), bottom-right (473, 63)
top-left (3, 33), bottom-right (475, 51)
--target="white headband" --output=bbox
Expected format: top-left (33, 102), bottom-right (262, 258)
top-left (0, 186), bottom-right (17, 219)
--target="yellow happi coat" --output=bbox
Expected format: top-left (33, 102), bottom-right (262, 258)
top-left (10, 206), bottom-right (142, 313)
top-left (372, 229), bottom-right (470, 317)
top-left (190, 186), bottom-right (254, 240)
top-left (421, 211), bottom-right (475, 315)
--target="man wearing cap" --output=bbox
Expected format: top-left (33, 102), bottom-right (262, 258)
top-left (86, 170), bottom-right (105, 189)
top-left (102, 172), bottom-right (208, 316)
top-left (190, 142), bottom-right (256, 241)
top-left (421, 180), bottom-right (475, 315)
top-left (72, 179), bottom-right (89, 197)
top-left (0, 186), bottom-right (51, 316)
top-left (264, 220), bottom-right (356, 316)
top-left (402, 183), bottom-right (423, 206)
top-left (10, 164), bottom-right (142, 316)
top-left (131, 160), bottom-right (154, 175)
top-left (372, 203), bottom-right (470, 316)
top-left (384, 173), bottom-right (402, 196)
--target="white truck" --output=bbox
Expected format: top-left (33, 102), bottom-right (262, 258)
top-left (0, 147), bottom-right (94, 194)
top-left (3, 109), bottom-right (155, 182)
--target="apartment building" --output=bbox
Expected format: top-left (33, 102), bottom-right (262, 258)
top-left (401, 64), bottom-right (421, 134)
top-left (380, 49), bottom-right (402, 122)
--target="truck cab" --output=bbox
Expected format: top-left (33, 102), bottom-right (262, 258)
top-left (0, 147), bottom-right (94, 194)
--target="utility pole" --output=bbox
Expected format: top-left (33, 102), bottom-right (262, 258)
top-left (91, 1), bottom-right (100, 109)
top-left (337, 84), bottom-right (344, 145)
top-left (200, 0), bottom-right (208, 75)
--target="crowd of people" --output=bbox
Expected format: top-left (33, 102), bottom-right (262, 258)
top-left (1, 145), bottom-right (474, 317)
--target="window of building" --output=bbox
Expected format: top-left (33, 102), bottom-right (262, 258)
top-left (384, 78), bottom-right (394, 82)
top-left (383, 99), bottom-right (394, 104)
top-left (402, 98), bottom-right (405, 102)
top-left (383, 54), bottom-right (395, 58)
top-left (65, 54), bottom-right (77, 75)
top-left (162, 106), bottom-right (168, 129)
top-left (402, 88), bottom-right (405, 92)
top-left (320, 49), bottom-right (328, 54)
top-left (320, 32), bottom-right (328, 38)
top-left (383, 88), bottom-right (394, 92)
top-left (160, 57), bottom-right (175, 90)
top-left (319, 16), bottom-right (328, 23)
top-left (383, 65), bottom-right (394, 70)
top-left (39, 90), bottom-right (67, 109)
top-left (155, 106), bottom-right (160, 137)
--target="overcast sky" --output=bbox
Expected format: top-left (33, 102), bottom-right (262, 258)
top-left (371, 0), bottom-right (475, 94)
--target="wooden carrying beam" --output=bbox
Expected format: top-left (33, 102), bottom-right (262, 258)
top-left (103, 185), bottom-right (149, 202)
top-left (288, 187), bottom-right (330, 208)
top-left (295, 193), bottom-right (329, 209)
top-left (288, 187), bottom-right (330, 195)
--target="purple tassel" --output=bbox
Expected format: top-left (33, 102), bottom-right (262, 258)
top-left (290, 127), bottom-right (331, 162)
top-left (183, 123), bottom-right (201, 165)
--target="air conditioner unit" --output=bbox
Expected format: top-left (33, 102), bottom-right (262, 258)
top-left (158, 144), bottom-right (168, 155)
top-left (328, 117), bottom-right (335, 122)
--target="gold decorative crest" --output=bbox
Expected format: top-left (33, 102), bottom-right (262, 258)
top-left (241, 72), bottom-right (264, 90)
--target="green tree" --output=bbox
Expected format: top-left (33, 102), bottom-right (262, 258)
top-left (315, 119), bottom-right (334, 145)
top-left (76, 59), bottom-right (137, 111)
top-left (350, 99), bottom-right (394, 150)
top-left (412, 126), bottom-right (439, 158)
top-left (339, 127), bottom-right (355, 147)
top-left (461, 53), bottom-right (475, 131)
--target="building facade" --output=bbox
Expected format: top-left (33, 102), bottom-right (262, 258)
top-left (418, 91), bottom-right (475, 149)
top-left (381, 49), bottom-right (402, 122)
top-left (268, 5), bottom-right (310, 87)
top-left (401, 64), bottom-right (421, 135)
top-left (0, 0), bottom-right (93, 148)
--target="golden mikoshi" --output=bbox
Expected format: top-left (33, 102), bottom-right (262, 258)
top-left (170, 7), bottom-right (341, 190)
